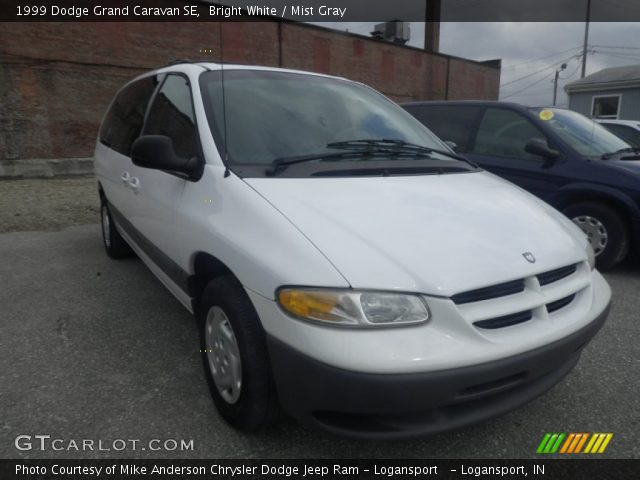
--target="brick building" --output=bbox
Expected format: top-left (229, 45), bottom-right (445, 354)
top-left (0, 22), bottom-right (500, 173)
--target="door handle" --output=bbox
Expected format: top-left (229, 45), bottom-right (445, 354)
top-left (129, 177), bottom-right (140, 194)
top-left (121, 171), bottom-right (131, 184)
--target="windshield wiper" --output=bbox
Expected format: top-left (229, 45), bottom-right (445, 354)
top-left (312, 163), bottom-right (470, 177)
top-left (266, 147), bottom-right (437, 176)
top-left (266, 139), bottom-right (477, 176)
top-left (265, 151), bottom-right (378, 176)
top-left (327, 138), bottom-right (472, 164)
top-left (601, 147), bottom-right (640, 159)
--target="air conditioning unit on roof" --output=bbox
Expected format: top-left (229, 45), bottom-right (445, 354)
top-left (371, 21), bottom-right (411, 45)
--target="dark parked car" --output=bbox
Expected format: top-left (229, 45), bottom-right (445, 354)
top-left (403, 101), bottom-right (640, 269)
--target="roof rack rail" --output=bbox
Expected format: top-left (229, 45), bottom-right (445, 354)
top-left (162, 59), bottom-right (213, 72)
top-left (165, 59), bottom-right (196, 66)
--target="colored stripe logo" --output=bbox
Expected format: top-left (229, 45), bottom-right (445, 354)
top-left (537, 433), bottom-right (613, 454)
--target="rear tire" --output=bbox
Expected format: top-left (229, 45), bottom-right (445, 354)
top-left (563, 202), bottom-right (629, 270)
top-left (100, 200), bottom-right (134, 259)
top-left (198, 276), bottom-right (278, 431)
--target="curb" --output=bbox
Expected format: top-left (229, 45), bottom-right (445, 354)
top-left (0, 158), bottom-right (94, 179)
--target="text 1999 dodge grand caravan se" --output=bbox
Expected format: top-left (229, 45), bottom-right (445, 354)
top-left (95, 63), bottom-right (611, 439)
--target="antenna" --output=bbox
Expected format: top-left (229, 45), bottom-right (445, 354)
top-left (219, 24), bottom-right (231, 178)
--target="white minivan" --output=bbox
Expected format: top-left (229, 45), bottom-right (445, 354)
top-left (95, 62), bottom-right (611, 439)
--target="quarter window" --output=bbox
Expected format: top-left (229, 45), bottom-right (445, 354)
top-left (100, 76), bottom-right (158, 155)
top-left (143, 75), bottom-right (198, 159)
top-left (592, 95), bottom-right (620, 119)
top-left (472, 108), bottom-right (546, 159)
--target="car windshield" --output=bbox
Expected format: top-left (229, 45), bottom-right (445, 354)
top-left (199, 70), bottom-right (453, 169)
top-left (529, 107), bottom-right (630, 158)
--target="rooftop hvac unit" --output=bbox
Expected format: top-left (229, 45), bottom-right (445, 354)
top-left (371, 21), bottom-right (411, 45)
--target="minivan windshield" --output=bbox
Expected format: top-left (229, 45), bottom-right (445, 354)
top-left (199, 70), bottom-right (458, 173)
top-left (529, 107), bottom-right (630, 158)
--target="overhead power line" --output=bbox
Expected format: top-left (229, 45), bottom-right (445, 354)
top-left (503, 59), bottom-right (582, 103)
top-left (500, 65), bottom-right (554, 87)
top-left (501, 70), bottom-right (556, 100)
top-left (500, 86), bottom-right (556, 97)
top-left (501, 46), bottom-right (582, 70)
top-left (595, 51), bottom-right (640, 61)
top-left (500, 54), bottom-right (580, 88)
top-left (560, 62), bottom-right (582, 80)
top-left (590, 44), bottom-right (640, 50)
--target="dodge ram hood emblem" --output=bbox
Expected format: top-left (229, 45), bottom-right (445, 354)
top-left (522, 252), bottom-right (536, 263)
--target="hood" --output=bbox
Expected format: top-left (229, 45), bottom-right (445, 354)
top-left (245, 172), bottom-right (587, 296)
top-left (608, 158), bottom-right (640, 176)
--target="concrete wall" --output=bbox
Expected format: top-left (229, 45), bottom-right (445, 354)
top-left (0, 22), bottom-right (500, 165)
top-left (568, 88), bottom-right (640, 120)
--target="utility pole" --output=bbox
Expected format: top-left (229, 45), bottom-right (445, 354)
top-left (581, 0), bottom-right (591, 78)
top-left (553, 63), bottom-right (567, 106)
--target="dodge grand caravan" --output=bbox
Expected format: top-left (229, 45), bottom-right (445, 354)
top-left (403, 101), bottom-right (640, 270)
top-left (95, 63), bottom-right (611, 438)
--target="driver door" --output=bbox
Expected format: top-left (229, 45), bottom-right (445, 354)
top-left (127, 74), bottom-right (199, 291)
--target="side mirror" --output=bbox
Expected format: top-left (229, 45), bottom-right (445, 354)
top-left (131, 135), bottom-right (198, 176)
top-left (444, 140), bottom-right (458, 152)
top-left (525, 138), bottom-right (559, 160)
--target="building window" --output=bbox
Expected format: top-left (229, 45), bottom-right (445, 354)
top-left (592, 95), bottom-right (621, 119)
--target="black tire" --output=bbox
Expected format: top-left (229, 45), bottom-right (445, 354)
top-left (100, 199), bottom-right (134, 259)
top-left (198, 275), bottom-right (278, 431)
top-left (563, 202), bottom-right (629, 270)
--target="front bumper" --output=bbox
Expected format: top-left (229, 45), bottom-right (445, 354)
top-left (267, 300), bottom-right (610, 439)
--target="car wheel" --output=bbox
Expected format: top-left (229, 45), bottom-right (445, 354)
top-left (100, 200), bottom-right (134, 259)
top-left (198, 275), bottom-right (278, 431)
top-left (563, 202), bottom-right (629, 270)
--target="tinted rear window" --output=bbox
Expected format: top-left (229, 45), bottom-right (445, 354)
top-left (100, 76), bottom-right (158, 156)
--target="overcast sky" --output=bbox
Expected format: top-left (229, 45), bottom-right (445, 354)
top-left (314, 22), bottom-right (640, 107)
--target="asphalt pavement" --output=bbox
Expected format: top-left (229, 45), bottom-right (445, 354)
top-left (1, 225), bottom-right (638, 459)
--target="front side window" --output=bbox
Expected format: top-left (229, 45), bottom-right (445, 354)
top-left (471, 108), bottom-right (546, 159)
top-left (592, 95), bottom-right (620, 119)
top-left (144, 74), bottom-right (198, 159)
top-left (199, 70), bottom-right (453, 171)
top-left (100, 76), bottom-right (158, 155)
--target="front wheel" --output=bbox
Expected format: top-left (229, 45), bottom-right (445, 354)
top-left (563, 202), bottom-right (629, 270)
top-left (198, 276), bottom-right (278, 431)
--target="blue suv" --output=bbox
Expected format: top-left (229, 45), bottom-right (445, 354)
top-left (403, 101), bottom-right (640, 269)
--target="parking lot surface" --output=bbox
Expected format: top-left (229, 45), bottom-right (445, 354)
top-left (1, 224), bottom-right (639, 459)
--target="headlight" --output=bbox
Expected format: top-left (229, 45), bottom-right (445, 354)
top-left (586, 242), bottom-right (596, 270)
top-left (276, 288), bottom-right (430, 327)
